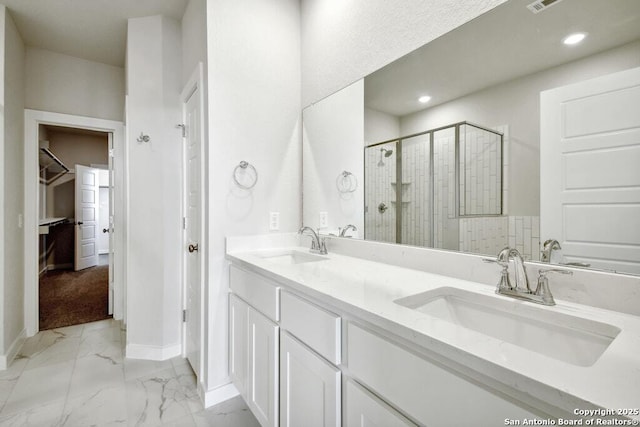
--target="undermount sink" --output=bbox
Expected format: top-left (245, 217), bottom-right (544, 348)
top-left (256, 249), bottom-right (328, 266)
top-left (394, 287), bottom-right (620, 367)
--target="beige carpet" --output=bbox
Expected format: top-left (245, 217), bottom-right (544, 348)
top-left (39, 265), bottom-right (111, 330)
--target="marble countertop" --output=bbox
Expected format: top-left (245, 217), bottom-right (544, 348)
top-left (227, 243), bottom-right (640, 421)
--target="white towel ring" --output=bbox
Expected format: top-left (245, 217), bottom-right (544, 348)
top-left (336, 170), bottom-right (357, 193)
top-left (233, 161), bottom-right (258, 190)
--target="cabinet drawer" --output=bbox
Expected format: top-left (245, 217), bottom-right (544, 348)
top-left (345, 379), bottom-right (416, 427)
top-left (347, 322), bottom-right (538, 426)
top-left (280, 291), bottom-right (341, 365)
top-left (230, 265), bottom-right (280, 322)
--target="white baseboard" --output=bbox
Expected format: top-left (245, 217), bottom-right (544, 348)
top-left (0, 329), bottom-right (27, 370)
top-left (125, 343), bottom-right (181, 361)
top-left (202, 382), bottom-right (240, 408)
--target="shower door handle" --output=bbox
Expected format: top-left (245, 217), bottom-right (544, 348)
top-left (188, 243), bottom-right (199, 253)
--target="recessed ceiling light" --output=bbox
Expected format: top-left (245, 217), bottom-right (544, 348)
top-left (418, 95), bottom-right (431, 103)
top-left (563, 33), bottom-right (586, 45)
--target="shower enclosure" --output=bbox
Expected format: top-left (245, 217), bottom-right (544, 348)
top-left (365, 122), bottom-right (503, 251)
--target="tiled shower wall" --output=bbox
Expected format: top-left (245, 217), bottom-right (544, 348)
top-left (459, 215), bottom-right (540, 260)
top-left (364, 141), bottom-right (397, 243)
top-left (401, 134), bottom-right (431, 247)
top-left (459, 124), bottom-right (502, 216)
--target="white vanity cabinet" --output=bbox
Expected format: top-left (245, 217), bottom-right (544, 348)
top-left (346, 322), bottom-right (539, 426)
top-left (280, 291), bottom-right (342, 427)
top-left (248, 307), bottom-right (279, 427)
top-left (280, 331), bottom-right (341, 427)
top-left (228, 263), bottom-right (549, 427)
top-left (229, 266), bottom-right (280, 427)
top-left (345, 379), bottom-right (416, 427)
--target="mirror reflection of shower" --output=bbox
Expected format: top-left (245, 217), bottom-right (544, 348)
top-left (378, 148), bottom-right (393, 166)
top-left (365, 122), bottom-right (503, 250)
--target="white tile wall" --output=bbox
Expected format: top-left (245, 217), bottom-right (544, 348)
top-left (401, 134), bottom-right (430, 247)
top-left (459, 124), bottom-right (502, 216)
top-left (460, 215), bottom-right (540, 260)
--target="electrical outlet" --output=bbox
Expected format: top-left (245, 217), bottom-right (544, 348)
top-left (319, 211), bottom-right (328, 228)
top-left (18, 214), bottom-right (23, 229)
top-left (269, 212), bottom-right (280, 231)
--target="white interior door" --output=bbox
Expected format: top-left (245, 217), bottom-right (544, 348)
top-left (540, 67), bottom-right (640, 273)
top-left (183, 67), bottom-right (204, 377)
top-left (107, 133), bottom-right (115, 315)
top-left (74, 164), bottom-right (100, 271)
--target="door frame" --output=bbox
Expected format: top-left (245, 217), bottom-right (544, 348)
top-left (24, 109), bottom-right (126, 336)
top-left (180, 63), bottom-right (206, 378)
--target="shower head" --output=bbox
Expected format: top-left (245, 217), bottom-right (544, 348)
top-left (377, 147), bottom-right (393, 166)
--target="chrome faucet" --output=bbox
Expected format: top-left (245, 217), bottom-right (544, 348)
top-left (484, 247), bottom-right (568, 306)
top-left (339, 224), bottom-right (358, 237)
top-left (541, 239), bottom-right (561, 263)
top-left (298, 226), bottom-right (327, 255)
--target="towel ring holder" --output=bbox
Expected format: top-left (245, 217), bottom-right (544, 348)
top-left (233, 161), bottom-right (258, 189)
top-left (336, 170), bottom-right (357, 193)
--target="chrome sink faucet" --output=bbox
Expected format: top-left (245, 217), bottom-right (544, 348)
top-left (483, 247), bottom-right (570, 306)
top-left (299, 226), bottom-right (328, 255)
top-left (339, 224), bottom-right (357, 237)
top-left (541, 239), bottom-right (561, 263)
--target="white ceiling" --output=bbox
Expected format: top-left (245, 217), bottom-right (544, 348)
top-left (365, 0), bottom-right (640, 117)
top-left (1, 0), bottom-right (189, 67)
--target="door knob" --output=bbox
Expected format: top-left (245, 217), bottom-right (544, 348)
top-left (77, 221), bottom-right (84, 225)
top-left (188, 243), bottom-right (199, 253)
top-left (103, 228), bottom-right (110, 233)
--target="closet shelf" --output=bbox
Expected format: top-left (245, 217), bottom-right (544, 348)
top-left (39, 148), bottom-right (70, 185)
top-left (39, 217), bottom-right (68, 235)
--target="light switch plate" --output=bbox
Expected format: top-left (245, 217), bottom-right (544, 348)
top-left (269, 212), bottom-right (280, 231)
top-left (319, 211), bottom-right (328, 228)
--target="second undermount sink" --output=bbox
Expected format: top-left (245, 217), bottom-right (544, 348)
top-left (256, 249), bottom-right (328, 266)
top-left (394, 287), bottom-right (620, 367)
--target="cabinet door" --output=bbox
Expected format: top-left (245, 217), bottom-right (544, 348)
top-left (248, 307), bottom-right (279, 427)
top-left (345, 379), bottom-right (416, 427)
top-left (229, 294), bottom-right (248, 396)
top-left (280, 332), bottom-right (341, 427)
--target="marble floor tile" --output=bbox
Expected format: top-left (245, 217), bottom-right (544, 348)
top-left (123, 357), bottom-right (174, 381)
top-left (82, 318), bottom-right (118, 335)
top-left (1, 319), bottom-right (259, 426)
top-left (20, 329), bottom-right (81, 371)
top-left (68, 353), bottom-right (125, 398)
top-left (1, 360), bottom-right (74, 415)
top-left (192, 396), bottom-right (259, 427)
top-left (0, 399), bottom-right (64, 427)
top-left (77, 325), bottom-right (123, 361)
top-left (161, 413), bottom-right (197, 426)
top-left (60, 385), bottom-right (128, 427)
top-left (125, 368), bottom-right (197, 426)
top-left (0, 358), bottom-right (28, 412)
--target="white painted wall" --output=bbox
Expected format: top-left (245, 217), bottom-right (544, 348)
top-left (399, 40), bottom-right (640, 216)
top-left (126, 15), bottom-right (183, 359)
top-left (204, 0), bottom-right (301, 397)
top-left (303, 80), bottom-right (364, 235)
top-left (182, 0), bottom-right (207, 87)
top-left (364, 107), bottom-right (400, 145)
top-left (25, 48), bottom-right (125, 122)
top-left (0, 5), bottom-right (25, 362)
top-left (300, 0), bottom-right (508, 107)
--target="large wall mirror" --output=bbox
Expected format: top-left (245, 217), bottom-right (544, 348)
top-left (302, 0), bottom-right (640, 275)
